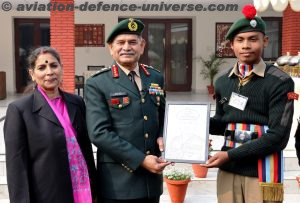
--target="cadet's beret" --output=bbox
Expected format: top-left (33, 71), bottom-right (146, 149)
top-left (226, 4), bottom-right (266, 40)
top-left (106, 18), bottom-right (145, 43)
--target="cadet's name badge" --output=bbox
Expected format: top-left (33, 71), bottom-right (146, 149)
top-left (228, 92), bottom-right (248, 111)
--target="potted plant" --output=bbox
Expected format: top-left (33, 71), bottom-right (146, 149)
top-left (192, 139), bottom-right (213, 178)
top-left (164, 168), bottom-right (192, 203)
top-left (196, 53), bottom-right (226, 94)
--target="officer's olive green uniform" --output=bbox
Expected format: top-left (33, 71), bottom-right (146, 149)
top-left (85, 62), bottom-right (165, 200)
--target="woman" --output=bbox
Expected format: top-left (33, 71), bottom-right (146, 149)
top-left (4, 46), bottom-right (97, 203)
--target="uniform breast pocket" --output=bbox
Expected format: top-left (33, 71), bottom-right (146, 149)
top-left (107, 94), bottom-right (134, 125)
top-left (150, 95), bottom-right (165, 123)
top-left (150, 95), bottom-right (165, 107)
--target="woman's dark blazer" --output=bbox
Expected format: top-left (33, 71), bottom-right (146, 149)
top-left (4, 89), bottom-right (97, 203)
top-left (295, 122), bottom-right (300, 166)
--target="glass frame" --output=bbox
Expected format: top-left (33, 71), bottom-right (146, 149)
top-left (163, 101), bottom-right (211, 163)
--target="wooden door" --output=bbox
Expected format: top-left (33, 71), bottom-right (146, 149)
top-left (14, 18), bottom-right (50, 93)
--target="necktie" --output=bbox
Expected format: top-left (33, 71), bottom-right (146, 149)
top-left (128, 71), bottom-right (140, 93)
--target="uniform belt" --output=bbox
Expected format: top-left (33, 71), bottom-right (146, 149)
top-left (223, 123), bottom-right (284, 202)
top-left (224, 123), bottom-right (266, 148)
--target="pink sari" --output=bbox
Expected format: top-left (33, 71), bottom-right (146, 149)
top-left (38, 86), bottom-right (92, 203)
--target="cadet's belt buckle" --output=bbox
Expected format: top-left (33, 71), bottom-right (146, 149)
top-left (234, 130), bottom-right (252, 143)
top-left (225, 129), bottom-right (257, 144)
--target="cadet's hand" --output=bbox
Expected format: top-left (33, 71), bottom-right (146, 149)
top-left (202, 151), bottom-right (229, 168)
top-left (296, 176), bottom-right (300, 187)
top-left (157, 137), bottom-right (164, 152)
top-left (141, 155), bottom-right (171, 174)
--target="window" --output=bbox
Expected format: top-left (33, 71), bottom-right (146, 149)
top-left (262, 17), bottom-right (282, 61)
top-left (14, 18), bottom-right (50, 93)
top-left (119, 18), bottom-right (192, 91)
top-left (75, 24), bottom-right (105, 47)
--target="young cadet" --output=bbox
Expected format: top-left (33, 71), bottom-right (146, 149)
top-left (85, 18), bottom-right (170, 203)
top-left (204, 4), bottom-right (295, 203)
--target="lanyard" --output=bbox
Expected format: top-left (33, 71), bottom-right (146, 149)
top-left (236, 73), bottom-right (254, 93)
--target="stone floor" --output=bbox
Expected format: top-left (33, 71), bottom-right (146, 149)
top-left (160, 194), bottom-right (300, 203)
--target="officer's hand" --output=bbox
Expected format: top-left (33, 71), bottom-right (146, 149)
top-left (141, 155), bottom-right (171, 174)
top-left (202, 151), bottom-right (229, 168)
top-left (157, 137), bottom-right (164, 152)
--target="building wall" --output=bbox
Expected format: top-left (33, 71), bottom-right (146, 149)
top-left (75, 9), bottom-right (282, 93)
top-left (0, 7), bottom-right (282, 94)
top-left (51, 0), bottom-right (75, 93)
top-left (0, 10), bottom-right (49, 94)
top-left (282, 5), bottom-right (300, 56)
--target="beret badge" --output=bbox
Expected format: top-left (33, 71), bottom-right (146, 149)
top-left (128, 18), bottom-right (138, 31)
top-left (250, 19), bottom-right (257, 28)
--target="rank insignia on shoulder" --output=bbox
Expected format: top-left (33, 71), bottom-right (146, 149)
top-left (140, 64), bottom-right (150, 76)
top-left (141, 63), bottom-right (161, 73)
top-left (91, 67), bottom-right (111, 77)
top-left (287, 92), bottom-right (299, 100)
top-left (149, 83), bottom-right (164, 96)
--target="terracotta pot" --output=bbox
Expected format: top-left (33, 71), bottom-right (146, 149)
top-left (192, 164), bottom-right (208, 178)
top-left (164, 177), bottom-right (190, 203)
top-left (207, 85), bottom-right (214, 94)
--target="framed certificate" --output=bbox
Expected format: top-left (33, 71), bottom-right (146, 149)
top-left (163, 101), bottom-right (210, 163)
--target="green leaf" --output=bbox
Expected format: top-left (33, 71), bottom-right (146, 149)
top-left (195, 53), bottom-right (226, 85)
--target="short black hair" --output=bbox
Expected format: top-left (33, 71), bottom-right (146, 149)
top-left (28, 46), bottom-right (61, 70)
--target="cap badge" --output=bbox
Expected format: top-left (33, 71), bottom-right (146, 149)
top-left (250, 19), bottom-right (257, 28)
top-left (128, 18), bottom-right (138, 31)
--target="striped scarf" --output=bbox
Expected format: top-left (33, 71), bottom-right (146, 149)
top-left (225, 123), bottom-right (284, 202)
top-left (238, 64), bottom-right (253, 78)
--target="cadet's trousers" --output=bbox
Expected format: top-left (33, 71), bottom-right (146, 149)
top-left (217, 169), bottom-right (282, 203)
top-left (99, 197), bottom-right (160, 203)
